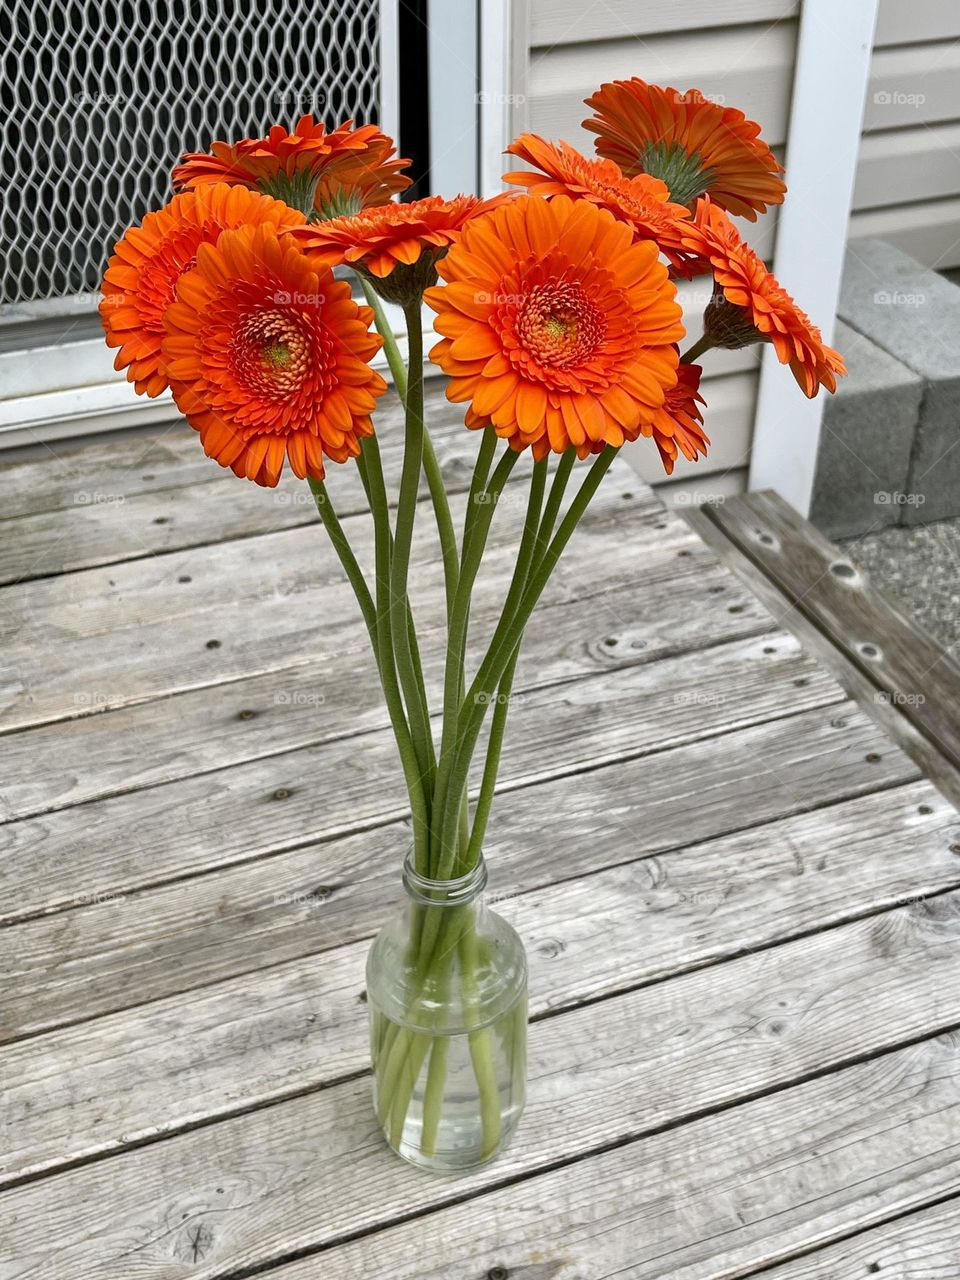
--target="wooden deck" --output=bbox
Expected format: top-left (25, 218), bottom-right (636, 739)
top-left (2, 390), bottom-right (960, 1278)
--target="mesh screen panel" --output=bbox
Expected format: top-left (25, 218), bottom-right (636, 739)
top-left (1, 0), bottom-right (382, 305)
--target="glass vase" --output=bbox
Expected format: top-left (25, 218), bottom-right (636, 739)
top-left (365, 852), bottom-right (528, 1173)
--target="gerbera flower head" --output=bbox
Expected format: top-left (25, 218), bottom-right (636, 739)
top-left (160, 223), bottom-right (387, 486)
top-left (173, 117), bottom-right (411, 218)
top-left (643, 360), bottom-right (709, 474)
top-left (100, 184), bottom-right (305, 397)
top-left (583, 79), bottom-right (786, 220)
top-left (313, 130), bottom-right (412, 218)
top-left (504, 134), bottom-right (695, 274)
top-left (289, 193), bottom-right (512, 304)
top-left (680, 198), bottom-right (846, 397)
top-left (424, 194), bottom-right (685, 461)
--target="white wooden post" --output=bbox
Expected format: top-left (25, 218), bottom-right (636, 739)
top-left (478, 0), bottom-right (521, 196)
top-left (426, 0), bottom-right (479, 196)
top-left (378, 0), bottom-right (401, 147)
top-left (748, 0), bottom-right (879, 513)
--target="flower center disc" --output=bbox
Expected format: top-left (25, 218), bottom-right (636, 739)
top-left (517, 283), bottom-right (603, 369)
top-left (234, 310), bottom-right (310, 397)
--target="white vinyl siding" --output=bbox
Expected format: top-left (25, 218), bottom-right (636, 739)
top-left (850, 3), bottom-right (960, 269)
top-left (516, 1), bottom-right (800, 486)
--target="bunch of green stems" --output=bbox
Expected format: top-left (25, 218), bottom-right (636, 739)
top-left (309, 282), bottom-right (617, 881)
top-left (308, 283), bottom-right (617, 1155)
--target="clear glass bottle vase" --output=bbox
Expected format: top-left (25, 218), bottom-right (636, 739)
top-left (365, 852), bottom-right (528, 1173)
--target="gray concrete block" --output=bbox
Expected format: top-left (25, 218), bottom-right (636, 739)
top-left (839, 238), bottom-right (960, 524)
top-left (810, 319), bottom-right (923, 540)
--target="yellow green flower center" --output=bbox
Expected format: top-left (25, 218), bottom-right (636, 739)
top-left (518, 283), bottom-right (603, 368)
top-left (234, 311), bottom-right (310, 396)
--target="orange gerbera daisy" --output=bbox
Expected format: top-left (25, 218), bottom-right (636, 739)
top-left (173, 117), bottom-right (411, 216)
top-left (424, 194), bottom-right (684, 460)
top-left (583, 80), bottom-right (786, 220)
top-left (642, 360), bottom-right (709, 474)
top-left (289, 194), bottom-right (511, 303)
top-left (160, 224), bottom-right (387, 486)
top-left (313, 131), bottom-right (413, 217)
top-left (100, 184), bottom-right (304, 397)
top-left (504, 134), bottom-right (694, 273)
top-left (680, 198), bottom-right (846, 397)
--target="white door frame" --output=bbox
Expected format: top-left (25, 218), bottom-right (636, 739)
top-left (424, 0), bottom-right (520, 198)
top-left (425, 0), bottom-right (479, 196)
top-left (748, 0), bottom-right (879, 514)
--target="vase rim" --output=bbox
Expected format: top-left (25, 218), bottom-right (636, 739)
top-left (401, 850), bottom-right (488, 904)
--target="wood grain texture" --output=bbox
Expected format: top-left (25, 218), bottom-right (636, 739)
top-left (262, 1034), bottom-right (960, 1280)
top-left (3, 786), bottom-right (958, 1185)
top-left (4, 394), bottom-right (959, 1276)
top-left (685, 504), bottom-right (960, 813)
top-left (0, 631), bottom-right (848, 1024)
top-left (0, 387), bottom-right (471, 586)
top-left (3, 914), bottom-right (959, 1273)
top-left (2, 732), bottom-right (946, 1046)
top-left (0, 697), bottom-right (914, 929)
top-left (0, 425), bottom-right (218, 522)
top-left (0, 565), bottom-right (774, 822)
top-left (0, 466), bottom-right (682, 734)
top-left (755, 1196), bottom-right (960, 1278)
top-left (702, 490), bottom-right (960, 779)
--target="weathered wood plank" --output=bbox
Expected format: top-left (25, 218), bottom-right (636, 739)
top-left (0, 699), bottom-right (914, 927)
top-left (3, 899), bottom-right (959, 1269)
top-left (3, 704), bottom-right (945, 1045)
top-left (3, 783), bottom-right (957, 1183)
top-left (0, 383), bottom-right (439, 520)
top-left (686, 504), bottom-right (960, 813)
top-left (264, 1036), bottom-right (960, 1280)
top-left (703, 490), bottom-right (960, 777)
top-left (0, 466), bottom-right (684, 733)
top-left (0, 387), bottom-right (474, 586)
top-left (754, 1196), bottom-right (960, 1278)
top-left (0, 424), bottom-right (218, 522)
top-left (0, 570), bottom-right (774, 822)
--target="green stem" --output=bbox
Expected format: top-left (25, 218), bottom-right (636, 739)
top-left (306, 478), bottom-right (379, 666)
top-left (374, 903), bottom-right (465, 1130)
top-left (452, 453), bottom-right (567, 749)
top-left (466, 646), bottom-right (519, 866)
top-left (438, 448), bottom-right (619, 857)
top-left (535, 448), bottom-right (576, 552)
top-left (461, 429), bottom-right (498, 568)
top-left (391, 303), bottom-right (436, 791)
top-left (680, 333), bottom-right (714, 364)
top-left (359, 275), bottom-right (408, 400)
top-left (431, 444), bottom-right (519, 875)
top-left (357, 444), bottom-right (431, 764)
top-left (465, 457), bottom-right (549, 864)
top-left (360, 275), bottom-right (460, 623)
top-left (458, 918), bottom-right (501, 1158)
top-left (419, 1035), bottom-right (451, 1156)
top-left (355, 441), bottom-right (431, 871)
top-left (422, 433), bottom-right (460, 623)
top-left (448, 431), bottom-right (497, 877)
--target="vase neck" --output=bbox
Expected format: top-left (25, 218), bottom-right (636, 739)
top-left (402, 852), bottom-right (488, 906)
